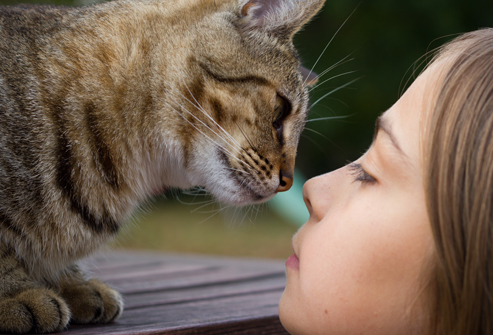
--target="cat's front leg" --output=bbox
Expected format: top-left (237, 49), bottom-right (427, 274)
top-left (0, 249), bottom-right (71, 334)
top-left (58, 265), bottom-right (123, 325)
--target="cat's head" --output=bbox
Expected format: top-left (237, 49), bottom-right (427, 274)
top-left (166, 0), bottom-right (325, 206)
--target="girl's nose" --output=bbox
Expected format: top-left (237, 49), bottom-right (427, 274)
top-left (303, 188), bottom-right (313, 216)
top-left (303, 167), bottom-right (348, 222)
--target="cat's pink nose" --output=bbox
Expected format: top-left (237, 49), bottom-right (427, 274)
top-left (277, 172), bottom-right (293, 193)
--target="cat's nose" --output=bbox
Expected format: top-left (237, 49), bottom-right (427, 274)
top-left (277, 171), bottom-right (293, 192)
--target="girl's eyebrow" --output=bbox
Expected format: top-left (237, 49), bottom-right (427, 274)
top-left (374, 115), bottom-right (408, 158)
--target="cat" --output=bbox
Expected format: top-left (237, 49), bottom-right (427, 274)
top-left (0, 0), bottom-right (324, 332)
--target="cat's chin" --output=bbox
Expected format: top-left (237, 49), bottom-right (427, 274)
top-left (217, 193), bottom-right (276, 207)
top-left (207, 185), bottom-right (277, 207)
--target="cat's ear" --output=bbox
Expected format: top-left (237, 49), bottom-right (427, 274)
top-left (239, 0), bottom-right (325, 38)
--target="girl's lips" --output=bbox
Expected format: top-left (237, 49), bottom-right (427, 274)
top-left (286, 253), bottom-right (300, 270)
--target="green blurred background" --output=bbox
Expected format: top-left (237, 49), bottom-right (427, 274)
top-left (2, 0), bottom-right (492, 259)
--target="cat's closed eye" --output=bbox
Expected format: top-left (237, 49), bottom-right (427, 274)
top-left (273, 95), bottom-right (291, 143)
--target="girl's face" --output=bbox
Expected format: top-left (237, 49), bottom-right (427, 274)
top-left (279, 62), bottom-right (448, 335)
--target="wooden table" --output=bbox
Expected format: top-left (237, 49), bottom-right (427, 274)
top-left (64, 251), bottom-right (290, 335)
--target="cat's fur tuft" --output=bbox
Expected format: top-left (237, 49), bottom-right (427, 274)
top-left (0, 0), bottom-right (325, 332)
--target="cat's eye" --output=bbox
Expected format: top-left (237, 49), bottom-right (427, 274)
top-left (273, 95), bottom-right (289, 124)
top-left (273, 95), bottom-right (290, 143)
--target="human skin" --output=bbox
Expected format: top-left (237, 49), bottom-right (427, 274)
top-left (278, 60), bottom-right (450, 335)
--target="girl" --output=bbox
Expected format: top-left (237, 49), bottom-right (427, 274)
top-left (279, 29), bottom-right (493, 335)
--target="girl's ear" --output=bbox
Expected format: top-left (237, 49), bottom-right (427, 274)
top-left (239, 0), bottom-right (325, 38)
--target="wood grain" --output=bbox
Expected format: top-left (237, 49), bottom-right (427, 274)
top-left (62, 251), bottom-right (289, 334)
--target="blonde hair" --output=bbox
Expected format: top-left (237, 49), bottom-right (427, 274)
top-left (425, 28), bottom-right (493, 334)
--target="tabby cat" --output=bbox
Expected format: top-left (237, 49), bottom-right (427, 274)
top-left (0, 0), bottom-right (324, 332)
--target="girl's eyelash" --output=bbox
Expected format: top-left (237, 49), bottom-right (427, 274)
top-left (348, 163), bottom-right (377, 184)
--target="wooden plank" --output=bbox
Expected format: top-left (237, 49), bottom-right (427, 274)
top-left (110, 268), bottom-right (284, 295)
top-left (61, 251), bottom-right (289, 334)
top-left (123, 276), bottom-right (285, 309)
top-left (166, 316), bottom-right (289, 335)
top-left (93, 263), bottom-right (215, 283)
top-left (65, 290), bottom-right (285, 334)
top-left (90, 251), bottom-right (286, 295)
top-left (67, 316), bottom-right (289, 335)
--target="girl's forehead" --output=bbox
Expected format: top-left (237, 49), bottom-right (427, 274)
top-left (382, 59), bottom-right (451, 166)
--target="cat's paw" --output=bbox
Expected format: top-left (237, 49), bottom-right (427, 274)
top-left (0, 287), bottom-right (70, 334)
top-left (60, 278), bottom-right (123, 324)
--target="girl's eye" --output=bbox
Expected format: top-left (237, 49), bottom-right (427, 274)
top-left (348, 163), bottom-right (377, 185)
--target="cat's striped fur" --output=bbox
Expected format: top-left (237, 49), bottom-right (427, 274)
top-left (0, 0), bottom-right (324, 332)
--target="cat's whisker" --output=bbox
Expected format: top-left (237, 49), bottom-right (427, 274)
top-left (244, 204), bottom-right (254, 225)
top-left (319, 54), bottom-right (353, 77)
top-left (234, 120), bottom-right (256, 152)
top-left (165, 95), bottom-right (241, 155)
top-left (304, 126), bottom-right (344, 152)
top-left (167, 100), bottom-right (255, 171)
top-left (226, 206), bottom-right (243, 230)
top-left (225, 167), bottom-right (247, 174)
top-left (167, 93), bottom-right (241, 151)
top-left (167, 95), bottom-right (247, 165)
top-left (310, 77), bottom-right (361, 110)
top-left (170, 107), bottom-right (238, 161)
top-left (217, 146), bottom-right (256, 175)
top-left (254, 203), bottom-right (263, 222)
top-left (175, 194), bottom-right (212, 208)
top-left (193, 203), bottom-right (227, 215)
top-left (303, 127), bottom-right (333, 142)
top-left (303, 4), bottom-right (359, 86)
top-left (175, 190), bottom-right (215, 206)
top-left (182, 187), bottom-right (209, 197)
top-left (309, 71), bottom-right (356, 93)
top-left (251, 204), bottom-right (262, 224)
top-left (312, 54), bottom-right (354, 83)
top-left (305, 115), bottom-right (350, 123)
top-left (224, 167), bottom-right (254, 179)
top-left (169, 83), bottom-right (244, 153)
top-left (184, 198), bottom-right (216, 206)
top-left (174, 195), bottom-right (196, 206)
top-left (176, 189), bottom-right (211, 205)
top-left (181, 82), bottom-right (244, 150)
top-left (181, 191), bottom-right (209, 198)
top-left (238, 204), bottom-right (252, 226)
top-left (190, 199), bottom-right (219, 213)
top-left (188, 199), bottom-right (214, 206)
top-left (300, 133), bottom-right (330, 158)
top-left (197, 204), bottom-right (231, 224)
top-left (193, 126), bottom-right (248, 170)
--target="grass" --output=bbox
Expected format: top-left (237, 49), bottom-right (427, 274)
top-left (112, 193), bottom-right (299, 260)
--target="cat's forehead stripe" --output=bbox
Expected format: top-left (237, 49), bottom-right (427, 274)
top-left (198, 62), bottom-right (274, 88)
